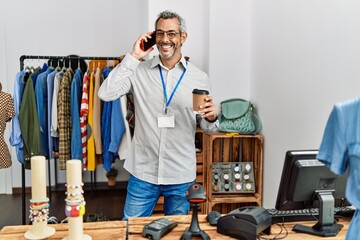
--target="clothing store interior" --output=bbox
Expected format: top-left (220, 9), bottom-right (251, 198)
top-left (0, 1), bottom-right (359, 239)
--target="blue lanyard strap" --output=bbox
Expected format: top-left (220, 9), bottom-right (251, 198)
top-left (159, 64), bottom-right (187, 113)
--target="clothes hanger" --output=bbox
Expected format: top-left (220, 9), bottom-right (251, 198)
top-left (86, 60), bottom-right (90, 73)
top-left (61, 58), bottom-right (67, 72)
top-left (25, 59), bottom-right (35, 73)
top-left (24, 61), bottom-right (31, 73)
top-left (49, 57), bottom-right (54, 70)
top-left (67, 57), bottom-right (73, 71)
top-left (106, 60), bottom-right (115, 69)
top-left (29, 59), bottom-right (35, 72)
top-left (56, 59), bottom-right (61, 71)
top-left (37, 56), bottom-right (41, 69)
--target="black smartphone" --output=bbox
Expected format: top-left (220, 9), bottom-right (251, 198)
top-left (140, 31), bottom-right (156, 51)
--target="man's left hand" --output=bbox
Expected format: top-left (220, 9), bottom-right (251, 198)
top-left (198, 96), bottom-right (217, 121)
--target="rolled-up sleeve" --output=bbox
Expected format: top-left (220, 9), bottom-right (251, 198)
top-left (98, 54), bottom-right (139, 101)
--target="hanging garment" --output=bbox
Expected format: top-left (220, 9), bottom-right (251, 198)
top-left (0, 91), bottom-right (15, 169)
top-left (317, 97), bottom-right (360, 239)
top-left (57, 68), bottom-right (73, 170)
top-left (100, 66), bottom-right (129, 169)
top-left (101, 67), bottom-right (116, 171)
top-left (51, 71), bottom-right (64, 138)
top-left (31, 64), bottom-right (47, 89)
top-left (80, 72), bottom-right (90, 169)
top-left (10, 70), bottom-right (26, 164)
top-left (93, 67), bottom-right (102, 157)
top-left (101, 98), bottom-right (113, 171)
top-left (113, 95), bottom-right (131, 160)
top-left (50, 70), bottom-right (64, 158)
top-left (19, 77), bottom-right (42, 169)
top-left (46, 68), bottom-right (59, 160)
top-left (70, 68), bottom-right (84, 160)
top-left (87, 70), bottom-right (96, 171)
top-left (35, 67), bottom-right (54, 157)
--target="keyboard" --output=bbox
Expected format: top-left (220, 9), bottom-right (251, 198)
top-left (267, 207), bottom-right (356, 224)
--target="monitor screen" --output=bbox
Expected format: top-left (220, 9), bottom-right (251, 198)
top-left (276, 150), bottom-right (349, 211)
top-left (275, 150), bottom-right (349, 237)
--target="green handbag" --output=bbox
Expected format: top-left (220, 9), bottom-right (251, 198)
top-left (218, 98), bottom-right (262, 134)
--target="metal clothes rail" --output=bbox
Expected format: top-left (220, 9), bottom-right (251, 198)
top-left (19, 54), bottom-right (122, 225)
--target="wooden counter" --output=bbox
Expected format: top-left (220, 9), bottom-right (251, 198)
top-left (0, 215), bottom-right (351, 239)
top-left (127, 214), bottom-right (230, 239)
top-left (127, 215), bottom-right (351, 240)
top-left (266, 218), bottom-right (350, 240)
top-left (0, 221), bottom-right (127, 240)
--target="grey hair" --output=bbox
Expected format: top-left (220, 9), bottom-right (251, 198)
top-left (155, 10), bottom-right (186, 33)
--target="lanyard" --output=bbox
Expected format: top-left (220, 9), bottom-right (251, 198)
top-left (159, 64), bottom-right (187, 113)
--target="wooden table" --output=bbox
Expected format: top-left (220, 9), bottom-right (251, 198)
top-left (127, 214), bottom-right (231, 239)
top-left (127, 215), bottom-right (351, 240)
top-left (0, 221), bottom-right (127, 240)
top-left (264, 218), bottom-right (350, 240)
top-left (0, 215), bottom-right (351, 239)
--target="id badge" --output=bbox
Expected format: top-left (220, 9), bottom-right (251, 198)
top-left (157, 113), bottom-right (175, 128)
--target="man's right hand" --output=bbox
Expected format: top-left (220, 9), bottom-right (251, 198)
top-left (131, 32), bottom-right (155, 60)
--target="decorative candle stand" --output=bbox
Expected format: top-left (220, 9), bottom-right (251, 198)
top-left (24, 156), bottom-right (55, 240)
top-left (63, 160), bottom-right (91, 240)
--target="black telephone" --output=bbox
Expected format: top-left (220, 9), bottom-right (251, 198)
top-left (140, 31), bottom-right (156, 51)
top-left (216, 206), bottom-right (272, 240)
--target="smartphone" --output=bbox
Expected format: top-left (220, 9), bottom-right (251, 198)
top-left (140, 31), bottom-right (156, 51)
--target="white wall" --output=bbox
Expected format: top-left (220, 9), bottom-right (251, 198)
top-left (0, 0), bottom-right (147, 191)
top-left (209, 1), bottom-right (252, 101)
top-left (252, 0), bottom-right (360, 208)
top-left (1, 0), bottom-right (359, 211)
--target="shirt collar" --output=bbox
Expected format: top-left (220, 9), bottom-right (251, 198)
top-left (151, 55), bottom-right (188, 70)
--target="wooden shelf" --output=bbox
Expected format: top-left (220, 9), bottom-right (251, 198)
top-left (155, 131), bottom-right (263, 214)
top-left (204, 132), bottom-right (264, 213)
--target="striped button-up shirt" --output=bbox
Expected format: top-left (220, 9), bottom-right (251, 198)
top-left (98, 53), bottom-right (218, 185)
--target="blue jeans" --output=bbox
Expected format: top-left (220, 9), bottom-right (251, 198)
top-left (123, 175), bottom-right (195, 220)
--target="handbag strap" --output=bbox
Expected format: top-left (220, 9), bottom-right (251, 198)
top-left (252, 111), bottom-right (262, 133)
top-left (250, 104), bottom-right (262, 134)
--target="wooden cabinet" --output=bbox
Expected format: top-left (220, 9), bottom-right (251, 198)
top-left (195, 128), bottom-right (206, 185)
top-left (153, 131), bottom-right (263, 215)
top-left (204, 132), bottom-right (264, 214)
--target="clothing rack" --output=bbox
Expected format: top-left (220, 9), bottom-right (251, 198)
top-left (19, 54), bottom-right (122, 225)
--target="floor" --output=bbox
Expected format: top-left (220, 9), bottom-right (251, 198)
top-left (0, 185), bottom-right (127, 229)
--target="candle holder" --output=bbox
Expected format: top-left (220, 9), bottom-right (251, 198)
top-left (24, 156), bottom-right (55, 240)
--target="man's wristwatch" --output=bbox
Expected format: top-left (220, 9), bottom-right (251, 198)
top-left (205, 116), bottom-right (218, 123)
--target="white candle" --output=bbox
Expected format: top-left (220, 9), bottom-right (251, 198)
top-left (66, 160), bottom-right (88, 240)
top-left (67, 160), bottom-right (82, 188)
top-left (31, 156), bottom-right (46, 200)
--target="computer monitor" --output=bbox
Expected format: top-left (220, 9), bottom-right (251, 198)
top-left (275, 150), bottom-right (349, 237)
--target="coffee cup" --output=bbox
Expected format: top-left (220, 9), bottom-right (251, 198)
top-left (192, 89), bottom-right (209, 112)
